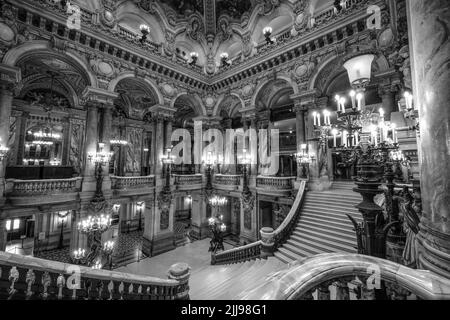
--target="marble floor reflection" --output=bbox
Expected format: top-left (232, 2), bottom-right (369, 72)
top-left (116, 239), bottom-right (234, 278)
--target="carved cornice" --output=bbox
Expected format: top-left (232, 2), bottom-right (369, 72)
top-left (82, 87), bottom-right (119, 107)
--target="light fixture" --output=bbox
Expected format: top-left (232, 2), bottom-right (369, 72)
top-left (112, 203), bottom-right (121, 214)
top-left (139, 24), bottom-right (150, 43)
top-left (50, 158), bottom-right (61, 166)
top-left (220, 53), bottom-right (231, 67)
top-left (209, 195), bottom-right (228, 207)
top-left (189, 52), bottom-right (198, 66)
top-left (161, 147), bottom-right (175, 164)
top-left (110, 139), bottom-right (128, 146)
top-left (88, 142), bottom-right (113, 165)
top-left (73, 248), bottom-right (86, 260)
top-left (343, 50), bottom-right (376, 88)
top-left (77, 214), bottom-right (111, 234)
top-left (0, 138), bottom-right (9, 161)
top-left (263, 26), bottom-right (275, 45)
top-left (57, 211), bottom-right (69, 249)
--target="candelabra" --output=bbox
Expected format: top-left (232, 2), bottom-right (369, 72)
top-left (220, 53), bottom-right (231, 67)
top-left (139, 24), bottom-right (150, 43)
top-left (295, 144), bottom-right (314, 179)
top-left (263, 26), bottom-right (275, 45)
top-left (399, 91), bottom-right (419, 131)
top-left (161, 147), bottom-right (175, 186)
top-left (208, 196), bottom-right (227, 253)
top-left (0, 140), bottom-right (9, 161)
top-left (103, 240), bottom-right (115, 270)
top-left (189, 52), bottom-right (198, 66)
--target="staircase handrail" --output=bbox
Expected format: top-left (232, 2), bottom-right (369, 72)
top-left (212, 241), bottom-right (262, 265)
top-left (0, 251), bottom-right (190, 300)
top-left (211, 180), bottom-right (306, 265)
top-left (260, 180), bottom-right (307, 249)
top-left (236, 253), bottom-right (450, 300)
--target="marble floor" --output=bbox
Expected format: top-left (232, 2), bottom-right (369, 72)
top-left (116, 239), bottom-right (234, 278)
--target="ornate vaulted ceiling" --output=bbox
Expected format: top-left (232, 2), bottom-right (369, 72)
top-left (70, 0), bottom-right (334, 75)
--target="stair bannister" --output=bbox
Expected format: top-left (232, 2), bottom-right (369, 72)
top-left (260, 180), bottom-right (307, 254)
top-left (211, 241), bottom-right (262, 265)
top-left (211, 181), bottom-right (307, 265)
top-left (236, 253), bottom-right (450, 300)
top-left (0, 251), bottom-right (190, 300)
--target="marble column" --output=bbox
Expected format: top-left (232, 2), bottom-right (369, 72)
top-left (294, 104), bottom-right (307, 152)
top-left (165, 117), bottom-right (173, 150)
top-left (150, 119), bottom-right (156, 174)
top-left (0, 84), bottom-right (14, 199)
top-left (0, 219), bottom-right (7, 251)
top-left (155, 116), bottom-right (165, 177)
top-left (81, 103), bottom-right (99, 192)
top-left (101, 105), bottom-right (113, 192)
top-left (407, 0), bottom-right (450, 278)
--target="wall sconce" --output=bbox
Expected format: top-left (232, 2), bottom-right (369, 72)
top-left (189, 52), bottom-right (198, 66)
top-left (139, 24), bottom-right (150, 43)
top-left (112, 204), bottom-right (121, 214)
top-left (220, 53), bottom-right (231, 67)
top-left (263, 26), bottom-right (275, 45)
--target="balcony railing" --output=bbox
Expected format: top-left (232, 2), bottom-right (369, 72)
top-left (110, 175), bottom-right (155, 190)
top-left (237, 253), bottom-right (450, 300)
top-left (0, 251), bottom-right (190, 300)
top-left (214, 174), bottom-right (241, 186)
top-left (256, 176), bottom-right (295, 190)
top-left (173, 174), bottom-right (203, 186)
top-left (6, 177), bottom-right (82, 195)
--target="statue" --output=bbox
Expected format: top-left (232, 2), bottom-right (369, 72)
top-left (399, 186), bottom-right (421, 268)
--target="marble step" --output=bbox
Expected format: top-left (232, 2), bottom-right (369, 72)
top-left (290, 232), bottom-right (356, 252)
top-left (307, 193), bottom-right (361, 202)
top-left (296, 220), bottom-right (356, 237)
top-left (191, 260), bottom-right (260, 299)
top-left (196, 260), bottom-right (264, 300)
top-left (301, 210), bottom-right (360, 225)
top-left (293, 226), bottom-right (356, 244)
top-left (302, 205), bottom-right (362, 218)
top-left (299, 215), bottom-right (356, 230)
top-left (287, 234), bottom-right (357, 255)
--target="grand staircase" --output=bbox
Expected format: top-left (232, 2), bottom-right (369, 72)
top-left (274, 181), bottom-right (363, 263)
top-left (189, 257), bottom-right (287, 300)
top-left (189, 181), bottom-right (364, 299)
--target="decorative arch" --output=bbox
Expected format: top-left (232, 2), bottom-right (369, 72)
top-left (251, 74), bottom-right (298, 107)
top-left (213, 93), bottom-right (245, 117)
top-left (2, 40), bottom-right (97, 88)
top-left (170, 92), bottom-right (207, 117)
top-left (108, 72), bottom-right (164, 105)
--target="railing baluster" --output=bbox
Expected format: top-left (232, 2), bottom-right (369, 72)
top-left (8, 266), bottom-right (20, 300)
top-left (25, 269), bottom-right (35, 300)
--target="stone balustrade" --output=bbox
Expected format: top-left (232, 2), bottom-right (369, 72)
top-left (212, 242), bottom-right (262, 266)
top-left (0, 251), bottom-right (190, 300)
top-left (211, 181), bottom-right (306, 265)
top-left (256, 176), bottom-right (295, 190)
top-left (6, 177), bottom-right (82, 196)
top-left (214, 174), bottom-right (241, 186)
top-left (173, 174), bottom-right (203, 190)
top-left (236, 253), bottom-right (450, 300)
top-left (110, 175), bottom-right (155, 190)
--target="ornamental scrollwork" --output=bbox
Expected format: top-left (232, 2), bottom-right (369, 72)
top-left (241, 191), bottom-right (255, 230)
top-left (158, 188), bottom-right (172, 230)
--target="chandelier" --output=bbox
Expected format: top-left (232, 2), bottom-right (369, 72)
top-left (77, 214), bottom-right (111, 234)
top-left (209, 195), bottom-right (228, 207)
top-left (88, 143), bottom-right (113, 165)
top-left (110, 139), bottom-right (128, 146)
top-left (0, 138), bottom-right (9, 161)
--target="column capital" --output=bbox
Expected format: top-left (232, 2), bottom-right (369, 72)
top-left (81, 87), bottom-right (118, 108)
top-left (148, 104), bottom-right (176, 120)
top-left (0, 63), bottom-right (21, 93)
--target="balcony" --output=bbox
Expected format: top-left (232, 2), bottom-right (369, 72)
top-left (110, 175), bottom-right (155, 197)
top-left (6, 177), bottom-right (82, 206)
top-left (256, 176), bottom-right (295, 196)
top-left (173, 174), bottom-right (203, 191)
top-left (213, 174), bottom-right (241, 191)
